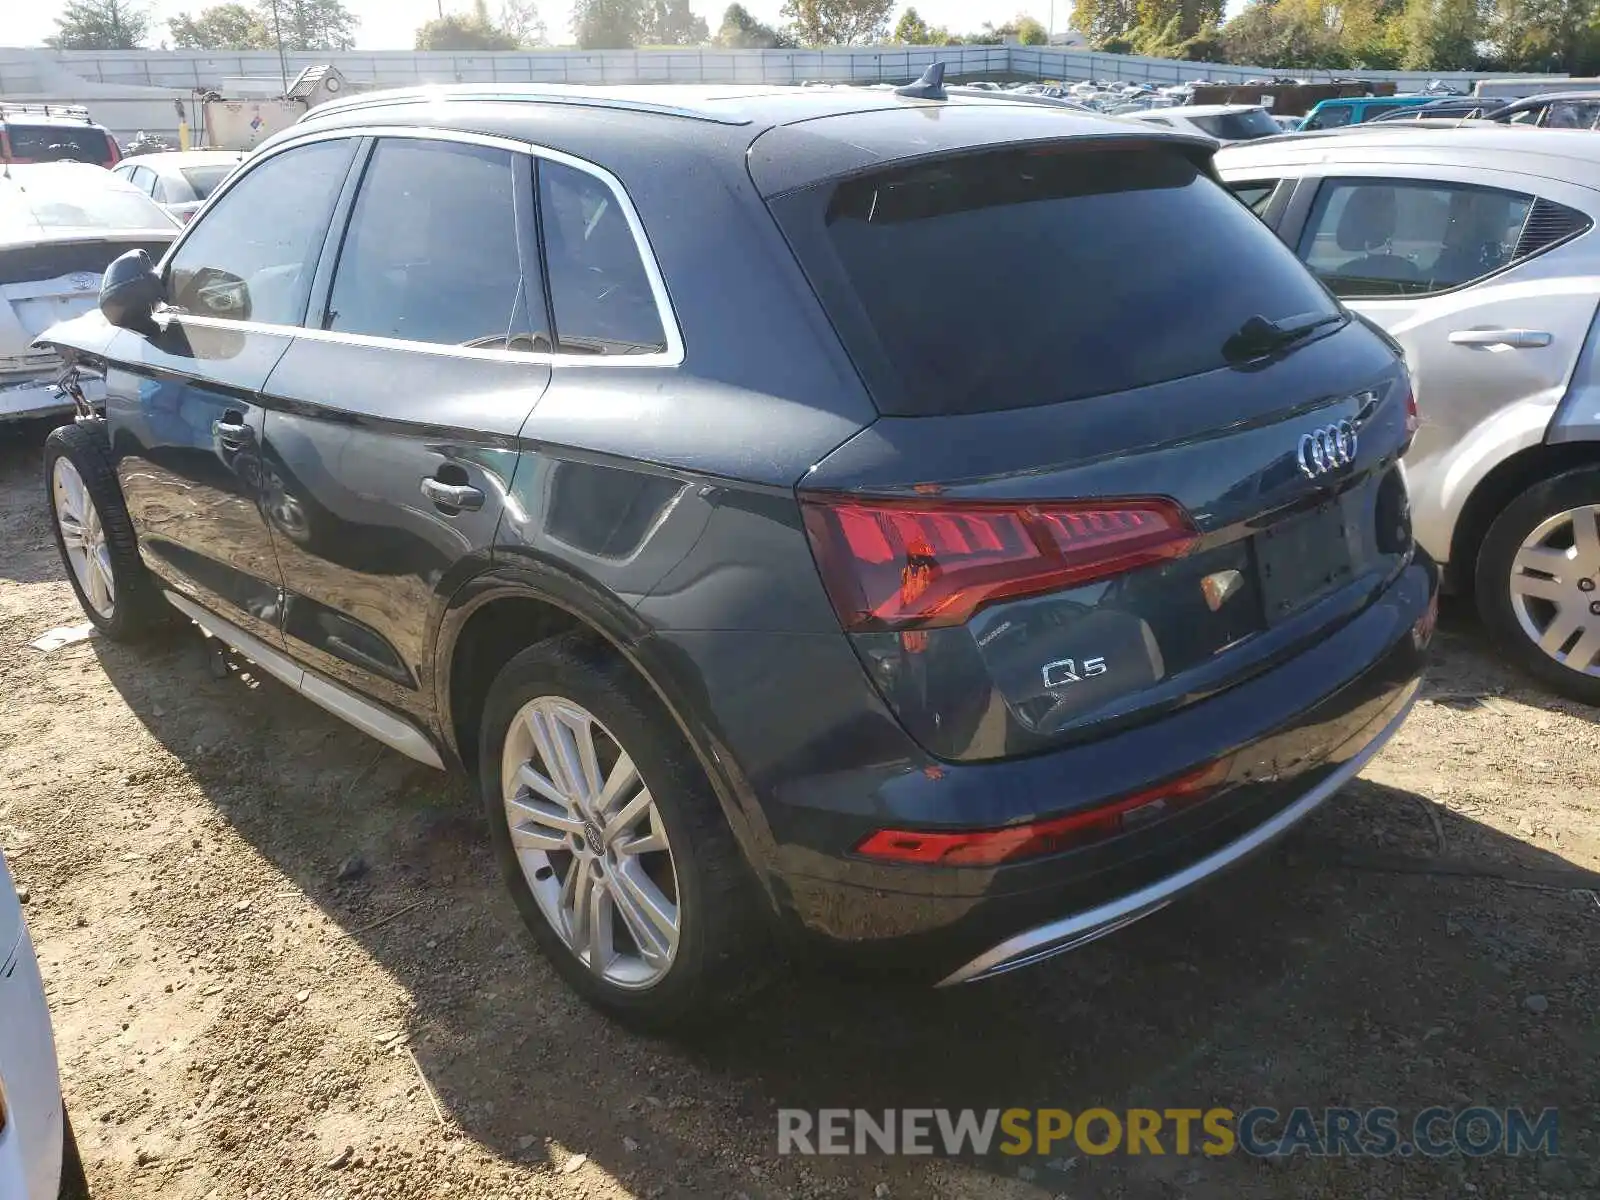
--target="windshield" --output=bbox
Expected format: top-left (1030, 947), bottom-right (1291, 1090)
top-left (772, 144), bottom-right (1338, 416)
top-left (1190, 109), bottom-right (1280, 140)
top-left (1305, 104), bottom-right (1353, 129)
top-left (180, 164), bottom-right (235, 200)
top-left (0, 173), bottom-right (174, 234)
top-left (4, 123), bottom-right (112, 163)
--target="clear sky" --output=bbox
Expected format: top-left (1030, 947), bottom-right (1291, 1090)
top-left (12, 1), bottom-right (1075, 51)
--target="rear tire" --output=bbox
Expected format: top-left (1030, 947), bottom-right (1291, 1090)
top-left (479, 633), bottom-right (771, 1031)
top-left (1475, 466), bottom-right (1600, 704)
top-left (44, 421), bottom-right (167, 643)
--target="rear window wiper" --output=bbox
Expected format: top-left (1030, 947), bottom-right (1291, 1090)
top-left (1222, 311), bottom-right (1346, 364)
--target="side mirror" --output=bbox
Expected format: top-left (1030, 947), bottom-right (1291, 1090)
top-left (100, 249), bottom-right (164, 335)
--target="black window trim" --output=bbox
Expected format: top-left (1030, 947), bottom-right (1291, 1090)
top-left (154, 125), bottom-right (684, 368)
top-left (1292, 173), bottom-right (1593, 302)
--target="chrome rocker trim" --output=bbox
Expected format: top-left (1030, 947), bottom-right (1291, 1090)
top-left (937, 686), bottom-right (1419, 987)
top-left (164, 591), bottom-right (445, 769)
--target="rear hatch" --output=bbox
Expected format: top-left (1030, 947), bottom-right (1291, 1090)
top-left (2, 121), bottom-right (117, 167)
top-left (764, 132), bottom-right (1416, 762)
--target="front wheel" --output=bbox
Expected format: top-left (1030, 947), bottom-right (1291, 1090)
top-left (44, 423), bottom-right (166, 642)
top-left (1476, 466), bottom-right (1600, 704)
top-left (478, 633), bottom-right (771, 1031)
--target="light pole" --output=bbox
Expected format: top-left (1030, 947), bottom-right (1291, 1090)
top-left (270, 0), bottom-right (290, 94)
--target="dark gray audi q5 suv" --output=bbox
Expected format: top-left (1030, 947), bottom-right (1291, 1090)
top-left (36, 79), bottom-right (1436, 1029)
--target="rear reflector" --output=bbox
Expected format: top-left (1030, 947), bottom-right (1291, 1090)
top-left (856, 762), bottom-right (1229, 866)
top-left (801, 494), bottom-right (1197, 631)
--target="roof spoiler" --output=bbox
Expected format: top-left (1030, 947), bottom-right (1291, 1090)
top-left (895, 63), bottom-right (947, 101)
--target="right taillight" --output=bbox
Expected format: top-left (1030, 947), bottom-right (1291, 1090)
top-left (1403, 387), bottom-right (1419, 438)
top-left (800, 493), bottom-right (1197, 631)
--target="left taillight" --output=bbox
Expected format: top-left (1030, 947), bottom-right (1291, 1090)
top-left (800, 494), bottom-right (1198, 632)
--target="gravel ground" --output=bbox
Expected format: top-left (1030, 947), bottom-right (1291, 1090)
top-left (1, 428), bottom-right (1597, 1200)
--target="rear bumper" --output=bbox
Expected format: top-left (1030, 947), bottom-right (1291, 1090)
top-left (939, 686), bottom-right (1414, 985)
top-left (0, 374), bottom-right (100, 421)
top-left (651, 555), bottom-right (1435, 983)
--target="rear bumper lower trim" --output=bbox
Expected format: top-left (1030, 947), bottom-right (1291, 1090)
top-left (936, 684), bottom-right (1418, 986)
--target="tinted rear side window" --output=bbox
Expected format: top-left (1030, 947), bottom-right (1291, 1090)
top-left (5, 124), bottom-right (111, 163)
top-left (771, 145), bottom-right (1337, 416)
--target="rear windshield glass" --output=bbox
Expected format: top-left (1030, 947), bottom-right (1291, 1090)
top-left (5, 123), bottom-right (112, 163)
top-left (1190, 109), bottom-right (1280, 140)
top-left (181, 165), bottom-right (234, 200)
top-left (0, 173), bottom-right (173, 234)
top-left (776, 145), bottom-right (1338, 416)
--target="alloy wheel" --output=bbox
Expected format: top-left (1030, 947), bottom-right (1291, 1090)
top-left (1508, 503), bottom-right (1600, 677)
top-left (52, 456), bottom-right (116, 619)
top-left (499, 696), bottom-right (681, 989)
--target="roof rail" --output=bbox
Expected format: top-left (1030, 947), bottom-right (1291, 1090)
top-left (0, 101), bottom-right (94, 124)
top-left (300, 85), bottom-right (752, 127)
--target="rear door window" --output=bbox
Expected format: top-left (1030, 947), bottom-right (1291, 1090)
top-left (1294, 178), bottom-right (1582, 297)
top-left (768, 144), bottom-right (1338, 416)
top-left (324, 137), bottom-right (547, 352)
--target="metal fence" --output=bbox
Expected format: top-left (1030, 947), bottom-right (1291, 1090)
top-left (0, 44), bottom-right (1553, 97)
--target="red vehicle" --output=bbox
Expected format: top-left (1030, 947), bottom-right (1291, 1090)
top-left (0, 103), bottom-right (121, 169)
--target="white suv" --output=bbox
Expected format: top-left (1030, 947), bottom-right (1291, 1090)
top-left (1219, 125), bottom-right (1600, 701)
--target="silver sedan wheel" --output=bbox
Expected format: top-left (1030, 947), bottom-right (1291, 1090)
top-left (500, 696), bottom-right (680, 989)
top-left (1508, 503), bottom-right (1600, 677)
top-left (52, 457), bottom-right (115, 619)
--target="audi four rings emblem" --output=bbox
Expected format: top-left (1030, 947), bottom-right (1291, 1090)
top-left (1297, 420), bottom-right (1358, 478)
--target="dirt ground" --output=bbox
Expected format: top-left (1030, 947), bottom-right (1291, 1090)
top-left (1, 428), bottom-right (1597, 1200)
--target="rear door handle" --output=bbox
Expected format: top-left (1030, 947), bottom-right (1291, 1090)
top-left (421, 478), bottom-right (484, 512)
top-left (1448, 328), bottom-right (1552, 349)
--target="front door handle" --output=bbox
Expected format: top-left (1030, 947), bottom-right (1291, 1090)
top-left (421, 478), bottom-right (484, 512)
top-left (1448, 328), bottom-right (1553, 349)
top-left (212, 412), bottom-right (252, 443)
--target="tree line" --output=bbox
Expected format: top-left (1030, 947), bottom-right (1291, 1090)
top-left (1069, 0), bottom-right (1600, 74)
top-left (47, 0), bottom-right (1600, 72)
top-left (47, 0), bottom-right (1048, 53)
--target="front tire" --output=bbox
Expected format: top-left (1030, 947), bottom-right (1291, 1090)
top-left (479, 633), bottom-right (770, 1031)
top-left (44, 422), bottom-right (166, 642)
top-left (1475, 466), bottom-right (1600, 704)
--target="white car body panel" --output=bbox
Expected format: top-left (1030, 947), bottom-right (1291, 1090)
top-left (2, 163), bottom-right (177, 419)
top-left (1216, 129), bottom-right (1600, 570)
top-left (0, 851), bottom-right (66, 1200)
